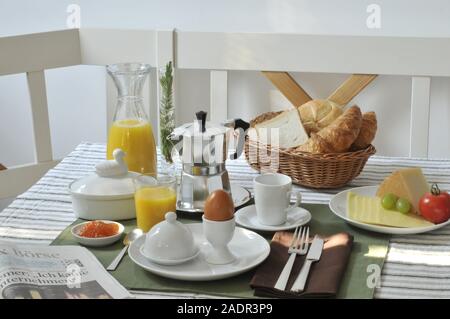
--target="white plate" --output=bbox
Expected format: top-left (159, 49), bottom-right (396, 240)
top-left (128, 223), bottom-right (270, 281)
top-left (71, 221), bottom-right (124, 247)
top-left (329, 186), bottom-right (450, 235)
top-left (235, 205), bottom-right (311, 232)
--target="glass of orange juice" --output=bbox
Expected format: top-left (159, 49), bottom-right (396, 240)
top-left (134, 174), bottom-right (177, 232)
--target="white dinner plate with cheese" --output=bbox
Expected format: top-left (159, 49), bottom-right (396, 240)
top-left (329, 186), bottom-right (450, 235)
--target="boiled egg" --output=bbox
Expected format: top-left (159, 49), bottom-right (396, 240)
top-left (204, 190), bottom-right (234, 221)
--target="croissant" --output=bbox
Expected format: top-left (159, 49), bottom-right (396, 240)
top-left (296, 105), bottom-right (362, 153)
top-left (295, 133), bottom-right (335, 153)
top-left (351, 111), bottom-right (377, 150)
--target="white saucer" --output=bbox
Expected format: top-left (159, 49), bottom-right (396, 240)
top-left (128, 223), bottom-right (270, 281)
top-left (235, 205), bottom-right (311, 232)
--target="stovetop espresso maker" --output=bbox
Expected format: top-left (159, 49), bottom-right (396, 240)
top-left (170, 111), bottom-right (249, 213)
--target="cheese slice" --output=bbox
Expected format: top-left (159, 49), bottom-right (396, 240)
top-left (376, 168), bottom-right (429, 214)
top-left (254, 109), bottom-right (308, 148)
top-left (347, 192), bottom-right (433, 228)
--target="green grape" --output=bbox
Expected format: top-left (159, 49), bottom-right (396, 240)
top-left (396, 198), bottom-right (411, 214)
top-left (381, 193), bottom-right (398, 210)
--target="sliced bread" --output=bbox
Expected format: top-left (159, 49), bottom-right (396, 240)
top-left (254, 109), bottom-right (308, 148)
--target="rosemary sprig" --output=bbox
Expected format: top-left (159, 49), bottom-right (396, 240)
top-left (159, 61), bottom-right (175, 163)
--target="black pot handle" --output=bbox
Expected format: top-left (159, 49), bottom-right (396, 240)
top-left (230, 118), bottom-right (250, 160)
top-left (234, 118), bottom-right (250, 132)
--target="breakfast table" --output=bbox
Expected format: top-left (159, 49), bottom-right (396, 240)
top-left (1, 142), bottom-right (450, 299)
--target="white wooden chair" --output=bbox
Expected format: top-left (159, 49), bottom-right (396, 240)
top-left (0, 28), bottom-right (173, 200)
top-left (1, 28), bottom-right (448, 201)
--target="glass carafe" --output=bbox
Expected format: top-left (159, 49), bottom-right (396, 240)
top-left (106, 63), bottom-right (157, 176)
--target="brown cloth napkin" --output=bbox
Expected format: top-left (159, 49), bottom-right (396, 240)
top-left (250, 232), bottom-right (353, 298)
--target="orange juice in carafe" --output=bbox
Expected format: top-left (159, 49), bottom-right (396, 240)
top-left (106, 63), bottom-right (157, 176)
top-left (107, 119), bottom-right (156, 175)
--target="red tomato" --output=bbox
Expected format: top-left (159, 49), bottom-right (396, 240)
top-left (419, 184), bottom-right (450, 224)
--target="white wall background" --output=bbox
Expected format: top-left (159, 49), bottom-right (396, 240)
top-left (1, 0), bottom-right (450, 169)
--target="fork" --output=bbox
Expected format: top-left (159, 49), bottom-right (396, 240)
top-left (274, 226), bottom-right (309, 291)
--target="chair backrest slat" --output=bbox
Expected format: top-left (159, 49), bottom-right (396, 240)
top-left (176, 31), bottom-right (450, 76)
top-left (79, 29), bottom-right (157, 66)
top-left (210, 70), bottom-right (228, 123)
top-left (26, 70), bottom-right (53, 163)
top-left (0, 29), bottom-right (81, 76)
top-left (410, 76), bottom-right (431, 158)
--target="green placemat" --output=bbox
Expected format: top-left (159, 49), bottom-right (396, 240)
top-left (52, 204), bottom-right (389, 299)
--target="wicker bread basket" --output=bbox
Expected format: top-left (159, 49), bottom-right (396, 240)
top-left (244, 111), bottom-right (376, 189)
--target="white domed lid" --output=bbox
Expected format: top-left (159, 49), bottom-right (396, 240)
top-left (69, 172), bottom-right (143, 197)
top-left (143, 212), bottom-right (197, 261)
top-left (69, 148), bottom-right (157, 198)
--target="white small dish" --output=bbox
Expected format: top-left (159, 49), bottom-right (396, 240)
top-left (71, 220), bottom-right (124, 247)
top-left (329, 185), bottom-right (450, 235)
top-left (128, 223), bottom-right (270, 281)
top-left (235, 205), bottom-right (311, 232)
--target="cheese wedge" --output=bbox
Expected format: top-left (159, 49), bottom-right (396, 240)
top-left (254, 109), bottom-right (308, 148)
top-left (376, 168), bottom-right (429, 214)
top-left (347, 192), bottom-right (433, 228)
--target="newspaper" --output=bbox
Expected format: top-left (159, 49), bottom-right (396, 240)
top-left (0, 244), bottom-right (132, 299)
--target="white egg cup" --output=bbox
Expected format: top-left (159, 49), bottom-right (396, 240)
top-left (202, 215), bottom-right (236, 265)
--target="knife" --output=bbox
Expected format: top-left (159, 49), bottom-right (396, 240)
top-left (290, 235), bottom-right (324, 292)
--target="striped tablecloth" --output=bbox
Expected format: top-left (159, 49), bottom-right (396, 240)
top-left (1, 142), bottom-right (450, 299)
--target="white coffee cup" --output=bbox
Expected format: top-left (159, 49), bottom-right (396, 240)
top-left (253, 173), bottom-right (302, 226)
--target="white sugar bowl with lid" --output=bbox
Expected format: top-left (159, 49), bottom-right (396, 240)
top-left (68, 149), bottom-right (156, 220)
top-left (141, 212), bottom-right (200, 265)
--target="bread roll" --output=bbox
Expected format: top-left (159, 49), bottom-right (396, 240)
top-left (351, 112), bottom-right (377, 150)
top-left (296, 105), bottom-right (362, 153)
top-left (297, 99), bottom-right (343, 134)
